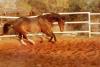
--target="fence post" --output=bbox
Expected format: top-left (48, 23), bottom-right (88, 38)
top-left (88, 12), bottom-right (91, 37)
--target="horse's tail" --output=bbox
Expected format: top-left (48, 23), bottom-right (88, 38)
top-left (1, 23), bottom-right (12, 35)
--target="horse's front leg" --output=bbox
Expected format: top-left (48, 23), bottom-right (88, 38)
top-left (53, 33), bottom-right (56, 42)
top-left (49, 36), bottom-right (53, 42)
top-left (49, 33), bottom-right (56, 42)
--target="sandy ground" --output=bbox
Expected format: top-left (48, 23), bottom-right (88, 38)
top-left (0, 37), bottom-right (100, 67)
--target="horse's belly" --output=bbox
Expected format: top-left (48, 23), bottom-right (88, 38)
top-left (31, 23), bottom-right (40, 33)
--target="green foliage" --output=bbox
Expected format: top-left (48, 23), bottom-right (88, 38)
top-left (87, 0), bottom-right (100, 12)
top-left (28, 0), bottom-right (69, 14)
top-left (68, 0), bottom-right (88, 12)
top-left (17, 0), bottom-right (32, 11)
top-left (0, 0), bottom-right (100, 15)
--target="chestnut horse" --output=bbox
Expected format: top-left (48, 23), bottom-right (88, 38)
top-left (1, 13), bottom-right (65, 45)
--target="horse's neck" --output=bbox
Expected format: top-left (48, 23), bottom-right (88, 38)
top-left (44, 14), bottom-right (61, 22)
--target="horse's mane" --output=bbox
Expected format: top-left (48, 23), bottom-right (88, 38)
top-left (38, 13), bottom-right (62, 22)
top-left (17, 13), bottom-right (63, 23)
top-left (17, 16), bottom-right (31, 22)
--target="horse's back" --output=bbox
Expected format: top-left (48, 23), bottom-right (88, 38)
top-left (13, 17), bottom-right (32, 33)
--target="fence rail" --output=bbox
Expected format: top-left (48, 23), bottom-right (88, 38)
top-left (0, 12), bottom-right (100, 38)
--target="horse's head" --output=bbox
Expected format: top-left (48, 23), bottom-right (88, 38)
top-left (42, 13), bottom-right (65, 32)
top-left (58, 18), bottom-right (65, 32)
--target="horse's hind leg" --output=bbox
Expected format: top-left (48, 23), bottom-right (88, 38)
top-left (18, 33), bottom-right (27, 45)
top-left (18, 33), bottom-right (22, 39)
top-left (23, 33), bottom-right (35, 45)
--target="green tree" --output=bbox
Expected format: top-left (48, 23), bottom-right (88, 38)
top-left (68, 0), bottom-right (88, 12)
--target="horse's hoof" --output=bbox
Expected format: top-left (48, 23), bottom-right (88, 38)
top-left (20, 39), bottom-right (27, 46)
top-left (48, 40), bottom-right (56, 43)
top-left (28, 41), bottom-right (35, 45)
top-left (29, 42), bottom-right (35, 45)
